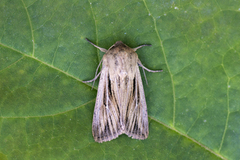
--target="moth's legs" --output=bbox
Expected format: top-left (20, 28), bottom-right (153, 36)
top-left (91, 59), bottom-right (103, 87)
top-left (82, 58), bottom-right (103, 89)
top-left (138, 60), bottom-right (163, 73)
top-left (141, 68), bottom-right (148, 86)
top-left (82, 71), bottom-right (101, 83)
top-left (137, 60), bottom-right (163, 85)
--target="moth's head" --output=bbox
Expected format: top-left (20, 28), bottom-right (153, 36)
top-left (114, 41), bottom-right (124, 45)
top-left (108, 41), bottom-right (129, 51)
top-left (113, 41), bottom-right (126, 47)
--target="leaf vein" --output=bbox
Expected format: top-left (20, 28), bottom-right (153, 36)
top-left (21, 0), bottom-right (35, 56)
top-left (142, 0), bottom-right (176, 126)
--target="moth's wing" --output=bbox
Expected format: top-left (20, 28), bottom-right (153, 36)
top-left (92, 66), bottom-right (122, 143)
top-left (124, 65), bottom-right (149, 139)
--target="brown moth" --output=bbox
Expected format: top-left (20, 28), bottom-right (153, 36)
top-left (83, 38), bottom-right (162, 143)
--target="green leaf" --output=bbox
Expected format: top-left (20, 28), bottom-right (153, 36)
top-left (0, 0), bottom-right (239, 159)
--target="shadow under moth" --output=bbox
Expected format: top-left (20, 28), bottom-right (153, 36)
top-left (83, 38), bottom-right (162, 143)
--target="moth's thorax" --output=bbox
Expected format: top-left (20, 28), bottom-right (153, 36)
top-left (102, 41), bottom-right (138, 78)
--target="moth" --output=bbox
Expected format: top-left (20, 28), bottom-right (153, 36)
top-left (83, 38), bottom-right (162, 143)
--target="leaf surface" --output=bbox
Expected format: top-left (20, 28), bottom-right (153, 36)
top-left (0, 0), bottom-right (240, 159)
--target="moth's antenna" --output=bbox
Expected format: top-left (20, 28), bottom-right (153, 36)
top-left (85, 38), bottom-right (108, 52)
top-left (133, 44), bottom-right (151, 51)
